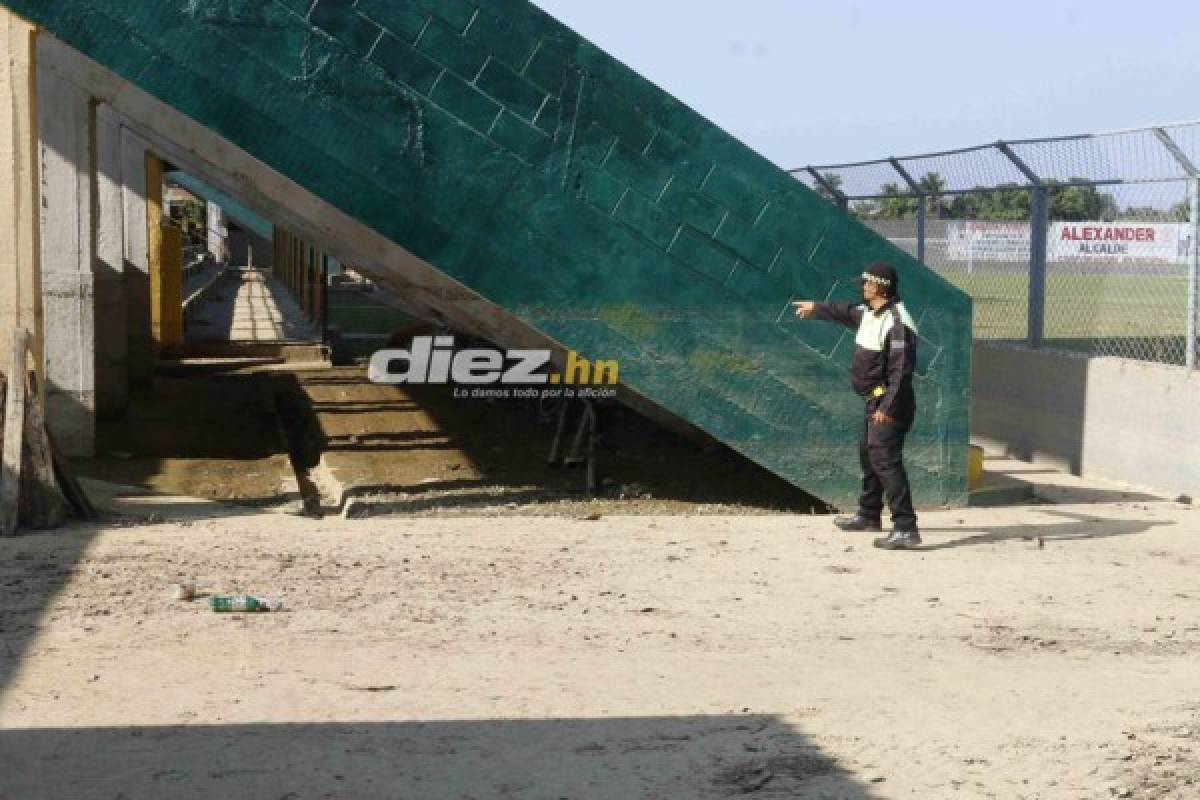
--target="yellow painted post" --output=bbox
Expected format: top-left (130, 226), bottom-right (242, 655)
top-left (0, 13), bottom-right (44, 382)
top-left (145, 151), bottom-right (166, 353)
top-left (291, 235), bottom-right (300, 294)
top-left (155, 223), bottom-right (184, 356)
top-left (281, 231), bottom-right (289, 285)
top-left (300, 242), bottom-right (309, 310)
top-left (304, 245), bottom-right (315, 319)
top-left (298, 241), bottom-right (306, 313)
top-left (312, 249), bottom-right (319, 321)
top-left (315, 250), bottom-right (325, 330)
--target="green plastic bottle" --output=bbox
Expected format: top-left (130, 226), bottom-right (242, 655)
top-left (208, 595), bottom-right (282, 612)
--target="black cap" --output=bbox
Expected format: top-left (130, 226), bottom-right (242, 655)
top-left (857, 261), bottom-right (899, 295)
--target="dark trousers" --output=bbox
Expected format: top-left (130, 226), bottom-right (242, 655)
top-left (857, 404), bottom-right (917, 529)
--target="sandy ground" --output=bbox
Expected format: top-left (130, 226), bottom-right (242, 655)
top-left (1, 486), bottom-right (1198, 799)
top-left (79, 373), bottom-right (297, 507)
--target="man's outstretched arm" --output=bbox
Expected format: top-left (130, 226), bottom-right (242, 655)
top-left (793, 300), bottom-right (863, 330)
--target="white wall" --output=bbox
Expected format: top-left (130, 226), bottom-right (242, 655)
top-left (206, 202), bottom-right (226, 263)
top-left (37, 63), bottom-right (95, 456)
top-left (95, 103), bottom-right (127, 415)
top-left (973, 344), bottom-right (1200, 498)
top-left (119, 125), bottom-right (152, 383)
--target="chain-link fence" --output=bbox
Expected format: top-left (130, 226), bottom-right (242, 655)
top-left (792, 122), bottom-right (1200, 368)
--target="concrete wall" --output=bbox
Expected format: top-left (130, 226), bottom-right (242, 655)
top-left (94, 104), bottom-right (128, 415)
top-left (0, 12), bottom-right (42, 368)
top-left (119, 125), bottom-right (152, 383)
top-left (36, 62), bottom-right (95, 456)
top-left (973, 344), bottom-right (1200, 498)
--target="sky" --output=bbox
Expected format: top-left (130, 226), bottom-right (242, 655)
top-left (529, 0), bottom-right (1200, 170)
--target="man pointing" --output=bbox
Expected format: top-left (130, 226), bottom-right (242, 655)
top-left (793, 262), bottom-right (921, 550)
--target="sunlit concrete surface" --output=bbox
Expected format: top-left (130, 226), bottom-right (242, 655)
top-left (188, 269), bottom-right (318, 344)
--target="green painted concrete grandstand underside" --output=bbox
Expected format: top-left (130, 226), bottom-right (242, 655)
top-left (8, 0), bottom-right (972, 507)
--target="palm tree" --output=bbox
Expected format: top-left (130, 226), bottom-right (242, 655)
top-left (878, 183), bottom-right (918, 219)
top-left (918, 172), bottom-right (947, 219)
top-left (814, 172), bottom-right (844, 203)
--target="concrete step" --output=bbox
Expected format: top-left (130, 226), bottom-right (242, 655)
top-left (968, 470), bottom-right (1036, 507)
top-left (181, 342), bottom-right (330, 363)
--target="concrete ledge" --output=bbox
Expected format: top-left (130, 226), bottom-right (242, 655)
top-left (180, 342), bottom-right (331, 362)
top-left (77, 477), bottom-right (300, 521)
top-left (973, 344), bottom-right (1200, 499)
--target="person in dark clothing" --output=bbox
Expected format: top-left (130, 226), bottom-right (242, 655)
top-left (792, 261), bottom-right (921, 550)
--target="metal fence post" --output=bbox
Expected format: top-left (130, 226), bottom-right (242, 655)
top-left (1028, 187), bottom-right (1049, 348)
top-left (996, 142), bottom-right (1047, 348)
top-left (889, 157), bottom-right (925, 264)
top-left (806, 167), bottom-right (848, 211)
top-left (1152, 128), bottom-right (1199, 368)
top-left (1190, 177), bottom-right (1199, 369)
top-left (916, 201), bottom-right (926, 265)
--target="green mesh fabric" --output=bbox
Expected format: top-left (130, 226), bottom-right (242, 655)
top-left (8, 0), bottom-right (971, 507)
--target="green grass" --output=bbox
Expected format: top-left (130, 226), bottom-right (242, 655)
top-left (938, 268), bottom-right (1190, 344)
top-left (327, 289), bottom-right (422, 336)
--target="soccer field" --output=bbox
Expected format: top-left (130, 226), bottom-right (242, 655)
top-left (937, 268), bottom-right (1191, 357)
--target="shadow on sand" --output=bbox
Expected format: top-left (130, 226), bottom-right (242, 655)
top-left (0, 713), bottom-right (886, 799)
top-left (918, 509), bottom-right (1172, 551)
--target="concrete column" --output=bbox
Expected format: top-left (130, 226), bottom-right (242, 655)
top-left (154, 223), bottom-right (183, 355)
top-left (303, 245), bottom-right (313, 317)
top-left (144, 151), bottom-right (168, 355)
top-left (206, 201), bottom-right (226, 263)
top-left (37, 63), bottom-right (95, 457)
top-left (120, 125), bottom-right (152, 382)
top-left (315, 250), bottom-right (326, 331)
top-left (288, 234), bottom-right (296, 284)
top-left (0, 13), bottom-right (43, 372)
top-left (94, 104), bottom-right (128, 414)
top-left (286, 232), bottom-right (293, 284)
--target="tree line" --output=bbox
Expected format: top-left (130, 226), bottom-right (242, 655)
top-left (812, 171), bottom-right (1190, 222)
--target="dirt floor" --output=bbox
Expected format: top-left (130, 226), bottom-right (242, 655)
top-left (80, 373), bottom-right (297, 507)
top-left (82, 366), bottom-right (820, 518)
top-left (1, 487), bottom-right (1197, 798)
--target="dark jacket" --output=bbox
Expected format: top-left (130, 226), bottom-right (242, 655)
top-left (811, 299), bottom-right (918, 424)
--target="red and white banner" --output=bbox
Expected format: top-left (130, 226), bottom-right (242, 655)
top-left (1050, 223), bottom-right (1193, 263)
top-left (945, 221), bottom-right (1194, 264)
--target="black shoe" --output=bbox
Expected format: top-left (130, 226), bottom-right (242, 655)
top-left (872, 529), bottom-right (922, 550)
top-left (833, 514), bottom-right (882, 532)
